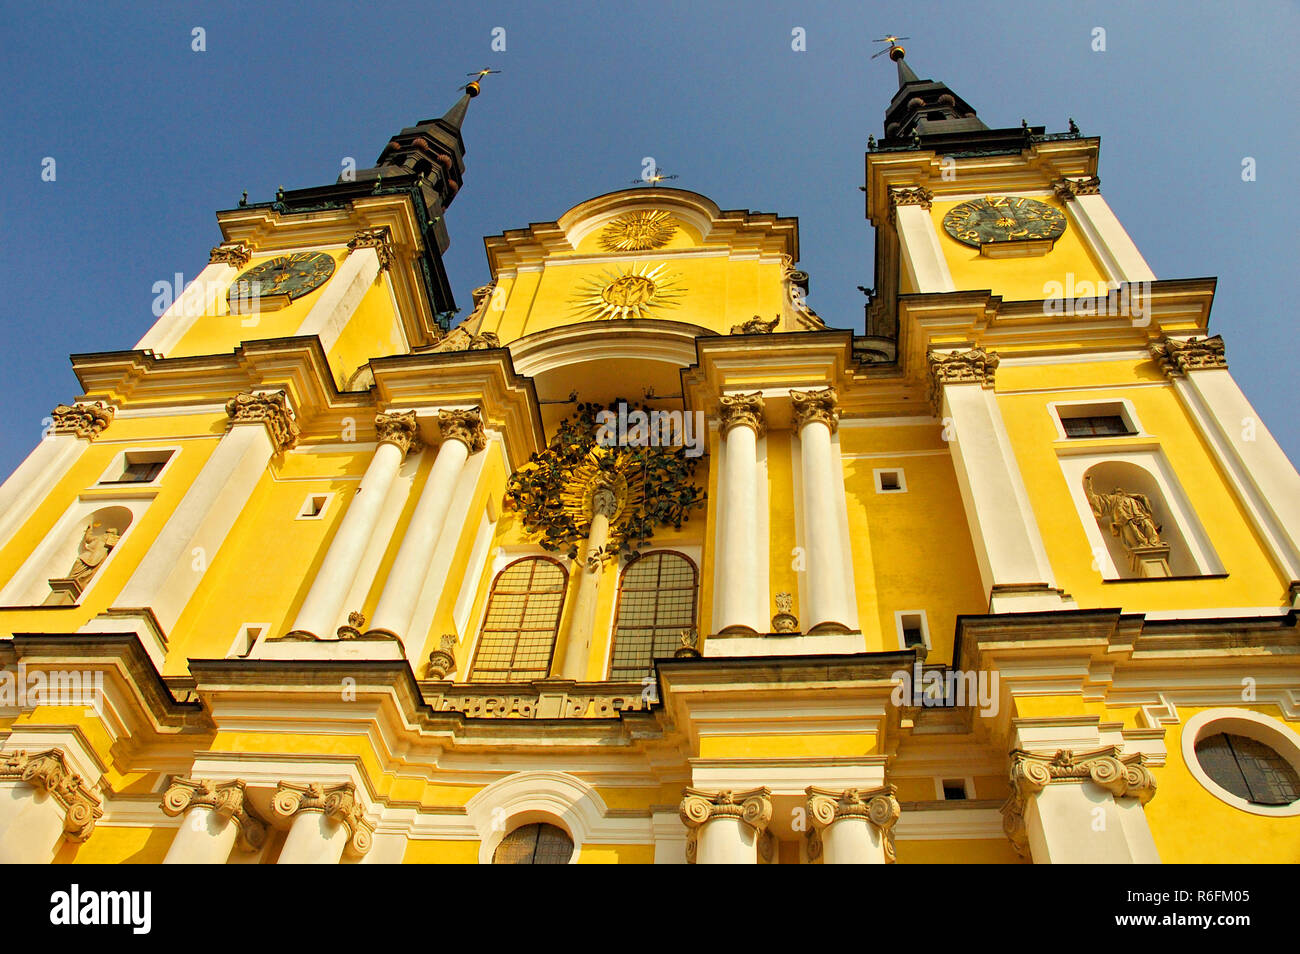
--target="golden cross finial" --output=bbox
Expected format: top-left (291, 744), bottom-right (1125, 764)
top-left (871, 34), bottom-right (910, 60)
top-left (460, 67), bottom-right (500, 96)
top-left (631, 163), bottom-right (679, 187)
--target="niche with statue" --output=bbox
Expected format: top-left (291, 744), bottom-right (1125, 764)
top-left (1082, 461), bottom-right (1195, 578)
top-left (43, 506), bottom-right (132, 605)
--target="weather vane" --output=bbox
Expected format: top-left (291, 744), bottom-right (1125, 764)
top-left (871, 34), bottom-right (910, 60)
top-left (460, 67), bottom-right (500, 96)
top-left (632, 163), bottom-right (679, 187)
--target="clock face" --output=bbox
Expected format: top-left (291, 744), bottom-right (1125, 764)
top-left (942, 196), bottom-right (1067, 248)
top-left (229, 252), bottom-right (336, 301)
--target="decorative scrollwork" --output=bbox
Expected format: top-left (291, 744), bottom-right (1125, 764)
top-left (273, 781), bottom-right (373, 858)
top-left (160, 777), bottom-right (267, 852)
top-left (805, 784), bottom-right (901, 863)
top-left (718, 391), bottom-right (765, 436)
top-left (790, 386), bottom-right (840, 434)
top-left (50, 402), bottom-right (114, 441)
top-left (225, 390), bottom-right (300, 453)
top-left (0, 749), bottom-right (103, 843)
top-left (1148, 335), bottom-right (1227, 377)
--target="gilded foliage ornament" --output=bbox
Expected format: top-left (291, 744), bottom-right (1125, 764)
top-left (571, 262), bottom-right (685, 320)
top-left (504, 401), bottom-right (705, 561)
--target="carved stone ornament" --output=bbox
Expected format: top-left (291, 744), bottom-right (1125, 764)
top-left (679, 787), bottom-right (773, 864)
top-left (208, 242), bottom-right (253, 269)
top-left (675, 627), bottom-right (701, 658)
top-left (1148, 334), bottom-right (1227, 377)
top-left (50, 401), bottom-right (114, 441)
top-left (438, 407), bottom-right (486, 454)
top-left (347, 227), bottom-right (395, 270)
top-left (1000, 747), bottom-right (1156, 858)
top-left (1085, 477), bottom-right (1165, 551)
top-left (806, 784), bottom-right (901, 863)
top-left (718, 391), bottom-right (766, 436)
top-left (431, 327), bottom-right (502, 352)
top-left (336, 610), bottom-right (366, 639)
top-left (160, 777), bottom-right (267, 852)
top-left (224, 390), bottom-right (300, 453)
top-left (730, 314), bottom-right (780, 335)
top-left (1051, 175), bottom-right (1101, 201)
top-left (926, 348), bottom-right (999, 416)
top-left (427, 634), bottom-right (458, 679)
top-left (374, 409), bottom-right (422, 456)
top-left (887, 186), bottom-right (934, 223)
top-left (771, 592), bottom-right (799, 633)
top-left (272, 781), bottom-right (373, 857)
top-left (790, 386), bottom-right (840, 434)
top-left (778, 254), bottom-right (829, 331)
top-left (0, 749), bottom-right (103, 843)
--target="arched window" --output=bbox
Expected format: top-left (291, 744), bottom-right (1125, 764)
top-left (609, 551), bottom-right (698, 681)
top-left (491, 823), bottom-right (574, 864)
top-left (1195, 733), bottom-right (1300, 807)
top-left (469, 557), bottom-right (567, 683)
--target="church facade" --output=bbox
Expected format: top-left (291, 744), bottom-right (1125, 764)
top-left (1, 50), bottom-right (1297, 864)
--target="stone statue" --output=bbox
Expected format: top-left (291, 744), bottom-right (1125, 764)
top-left (68, 523), bottom-right (119, 588)
top-left (591, 484), bottom-right (619, 519)
top-left (1085, 477), bottom-right (1163, 550)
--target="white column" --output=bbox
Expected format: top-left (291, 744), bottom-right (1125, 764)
top-left (0, 749), bottom-right (100, 863)
top-left (930, 350), bottom-right (1067, 612)
top-left (1155, 344), bottom-right (1300, 587)
top-left (295, 230), bottom-right (390, 355)
top-left (1055, 182), bottom-right (1156, 284)
top-left (135, 244), bottom-right (251, 355)
top-left (92, 391), bottom-right (297, 655)
top-left (559, 493), bottom-right (614, 680)
top-left (287, 412), bottom-right (419, 639)
top-left (272, 782), bottom-right (371, 865)
top-left (891, 191), bottom-right (955, 293)
top-left (680, 788), bottom-right (772, 865)
top-left (0, 403), bottom-right (114, 545)
top-left (714, 393), bottom-right (767, 634)
top-left (807, 785), bottom-right (899, 864)
top-left (367, 409), bottom-right (483, 646)
top-left (793, 388), bottom-right (853, 632)
top-left (1006, 748), bottom-right (1160, 864)
top-left (160, 778), bottom-right (265, 864)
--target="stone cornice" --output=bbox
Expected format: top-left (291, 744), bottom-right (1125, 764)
top-left (50, 401), bottom-right (114, 440)
top-left (225, 389), bottom-right (301, 453)
top-left (272, 781), bottom-right (373, 857)
top-left (0, 748), bottom-right (103, 842)
top-left (806, 783), bottom-right (901, 863)
top-left (1001, 746), bottom-right (1156, 857)
top-left (160, 777), bottom-right (267, 852)
top-left (1148, 334), bottom-right (1227, 377)
top-left (790, 386), bottom-right (840, 433)
top-left (718, 391), bottom-right (766, 436)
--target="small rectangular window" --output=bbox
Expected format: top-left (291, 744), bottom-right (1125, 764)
top-left (103, 450), bottom-right (172, 484)
top-left (228, 624), bottom-right (266, 658)
top-left (297, 494), bottom-right (331, 519)
top-left (1062, 415), bottom-right (1132, 438)
top-left (942, 780), bottom-right (968, 801)
top-left (874, 468), bottom-right (907, 493)
top-left (896, 611), bottom-right (929, 650)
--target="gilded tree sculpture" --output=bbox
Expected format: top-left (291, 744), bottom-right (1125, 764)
top-left (505, 401), bottom-right (705, 561)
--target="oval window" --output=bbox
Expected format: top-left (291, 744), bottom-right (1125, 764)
top-left (1194, 732), bottom-right (1300, 807)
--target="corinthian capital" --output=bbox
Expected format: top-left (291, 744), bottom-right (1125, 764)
top-left (887, 186), bottom-right (934, 223)
top-left (1001, 747), bottom-right (1157, 857)
top-left (926, 347), bottom-right (999, 416)
top-left (272, 781), bottom-right (373, 857)
top-left (438, 408), bottom-right (486, 453)
top-left (348, 227), bottom-right (395, 270)
top-left (160, 777), bottom-right (267, 852)
top-left (1148, 335), bottom-right (1227, 378)
top-left (374, 410), bottom-right (422, 457)
top-left (805, 784), bottom-right (901, 863)
top-left (50, 401), bottom-right (114, 441)
top-left (679, 787), bottom-right (772, 863)
top-left (791, 387), bottom-right (840, 434)
top-left (225, 389), bottom-right (300, 453)
top-left (1051, 176), bottom-right (1101, 201)
top-left (718, 391), bottom-right (766, 436)
top-left (0, 749), bottom-right (103, 842)
top-left (209, 242), bottom-right (253, 268)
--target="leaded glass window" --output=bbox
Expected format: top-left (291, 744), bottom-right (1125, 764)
top-left (1195, 732), bottom-right (1300, 806)
top-left (469, 557), bottom-right (567, 682)
top-left (609, 551), bottom-right (697, 681)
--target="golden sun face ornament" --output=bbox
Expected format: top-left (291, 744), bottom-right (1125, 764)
top-left (597, 210), bottom-right (678, 251)
top-left (571, 262), bottom-right (685, 320)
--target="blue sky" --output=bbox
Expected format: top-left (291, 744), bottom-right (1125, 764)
top-left (1, 0), bottom-right (1296, 481)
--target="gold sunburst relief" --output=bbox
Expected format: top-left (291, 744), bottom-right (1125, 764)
top-left (598, 210), bottom-right (678, 251)
top-left (571, 262), bottom-right (685, 321)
